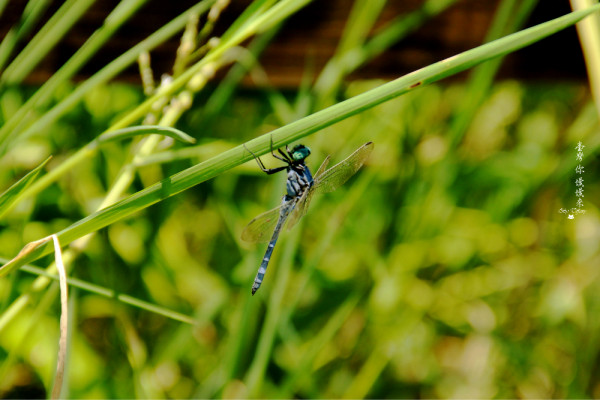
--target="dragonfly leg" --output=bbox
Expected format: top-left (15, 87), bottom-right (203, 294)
top-left (277, 147), bottom-right (290, 162)
top-left (262, 166), bottom-right (287, 175)
top-left (244, 143), bottom-right (267, 169)
top-left (268, 135), bottom-right (292, 163)
top-left (244, 143), bottom-right (288, 175)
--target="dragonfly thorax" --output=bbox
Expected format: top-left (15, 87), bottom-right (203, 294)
top-left (286, 164), bottom-right (313, 198)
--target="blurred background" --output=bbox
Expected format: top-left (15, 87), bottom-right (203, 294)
top-left (0, 0), bottom-right (599, 398)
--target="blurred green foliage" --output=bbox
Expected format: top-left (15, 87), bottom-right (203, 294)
top-left (1, 76), bottom-right (599, 398)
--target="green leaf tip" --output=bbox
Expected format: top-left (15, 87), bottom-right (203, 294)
top-left (0, 156), bottom-right (52, 219)
top-left (96, 125), bottom-right (197, 146)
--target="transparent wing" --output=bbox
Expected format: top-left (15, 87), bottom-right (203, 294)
top-left (313, 155), bottom-right (331, 179)
top-left (313, 142), bottom-right (374, 194)
top-left (286, 187), bottom-right (315, 230)
top-left (241, 205), bottom-right (284, 243)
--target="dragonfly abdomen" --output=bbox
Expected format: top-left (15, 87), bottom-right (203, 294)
top-left (252, 240), bottom-right (276, 295)
top-left (251, 199), bottom-right (296, 295)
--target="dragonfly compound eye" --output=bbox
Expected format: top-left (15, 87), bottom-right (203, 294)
top-left (291, 145), bottom-right (311, 161)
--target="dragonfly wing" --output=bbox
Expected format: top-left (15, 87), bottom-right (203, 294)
top-left (286, 187), bottom-right (315, 230)
top-left (313, 142), bottom-right (374, 194)
top-left (313, 155), bottom-right (331, 179)
top-left (241, 205), bottom-right (284, 243)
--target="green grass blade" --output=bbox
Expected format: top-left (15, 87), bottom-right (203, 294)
top-left (0, 156), bottom-right (51, 219)
top-left (132, 140), bottom-right (235, 167)
top-left (0, 0), bottom-right (52, 71)
top-left (218, 0), bottom-right (276, 44)
top-left (0, 0), bottom-right (97, 85)
top-left (0, 0), bottom-right (148, 143)
top-left (313, 0), bottom-right (386, 106)
top-left (1, 5), bottom-right (599, 277)
top-left (336, 0), bottom-right (386, 56)
top-left (362, 0), bottom-right (458, 60)
top-left (0, 0), bottom-right (8, 18)
top-left (280, 295), bottom-right (360, 396)
top-left (0, 0), bottom-right (216, 150)
top-left (95, 125), bottom-right (196, 146)
top-left (19, 126), bottom-right (195, 203)
top-left (201, 27), bottom-right (281, 127)
top-left (314, 0), bottom-right (458, 103)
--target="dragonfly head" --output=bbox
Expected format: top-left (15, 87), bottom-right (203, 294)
top-left (290, 144), bottom-right (311, 162)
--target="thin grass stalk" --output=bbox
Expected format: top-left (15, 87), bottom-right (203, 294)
top-left (16, 264), bottom-right (196, 324)
top-left (337, 0), bottom-right (386, 55)
top-left (313, 0), bottom-right (387, 106)
top-left (106, 0), bottom-right (314, 133)
top-left (314, 0), bottom-right (459, 105)
top-left (447, 0), bottom-right (539, 147)
top-left (0, 156), bottom-right (51, 219)
top-left (361, 0), bottom-right (458, 62)
top-left (571, 0), bottom-right (600, 117)
top-left (0, 245), bottom-right (79, 335)
top-left (216, 0), bottom-right (276, 44)
top-left (342, 341), bottom-right (390, 398)
top-left (201, 27), bottom-right (281, 127)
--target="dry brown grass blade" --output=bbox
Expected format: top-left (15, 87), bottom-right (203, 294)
top-left (49, 235), bottom-right (68, 399)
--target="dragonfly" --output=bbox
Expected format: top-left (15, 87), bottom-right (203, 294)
top-left (242, 140), bottom-right (374, 295)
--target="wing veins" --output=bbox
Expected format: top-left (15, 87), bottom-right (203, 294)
top-left (241, 205), bottom-right (284, 243)
top-left (313, 142), bottom-right (374, 194)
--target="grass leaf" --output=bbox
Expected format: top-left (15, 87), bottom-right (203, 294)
top-left (18, 263), bottom-right (197, 325)
top-left (95, 125), bottom-right (196, 146)
top-left (0, 156), bottom-right (51, 219)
